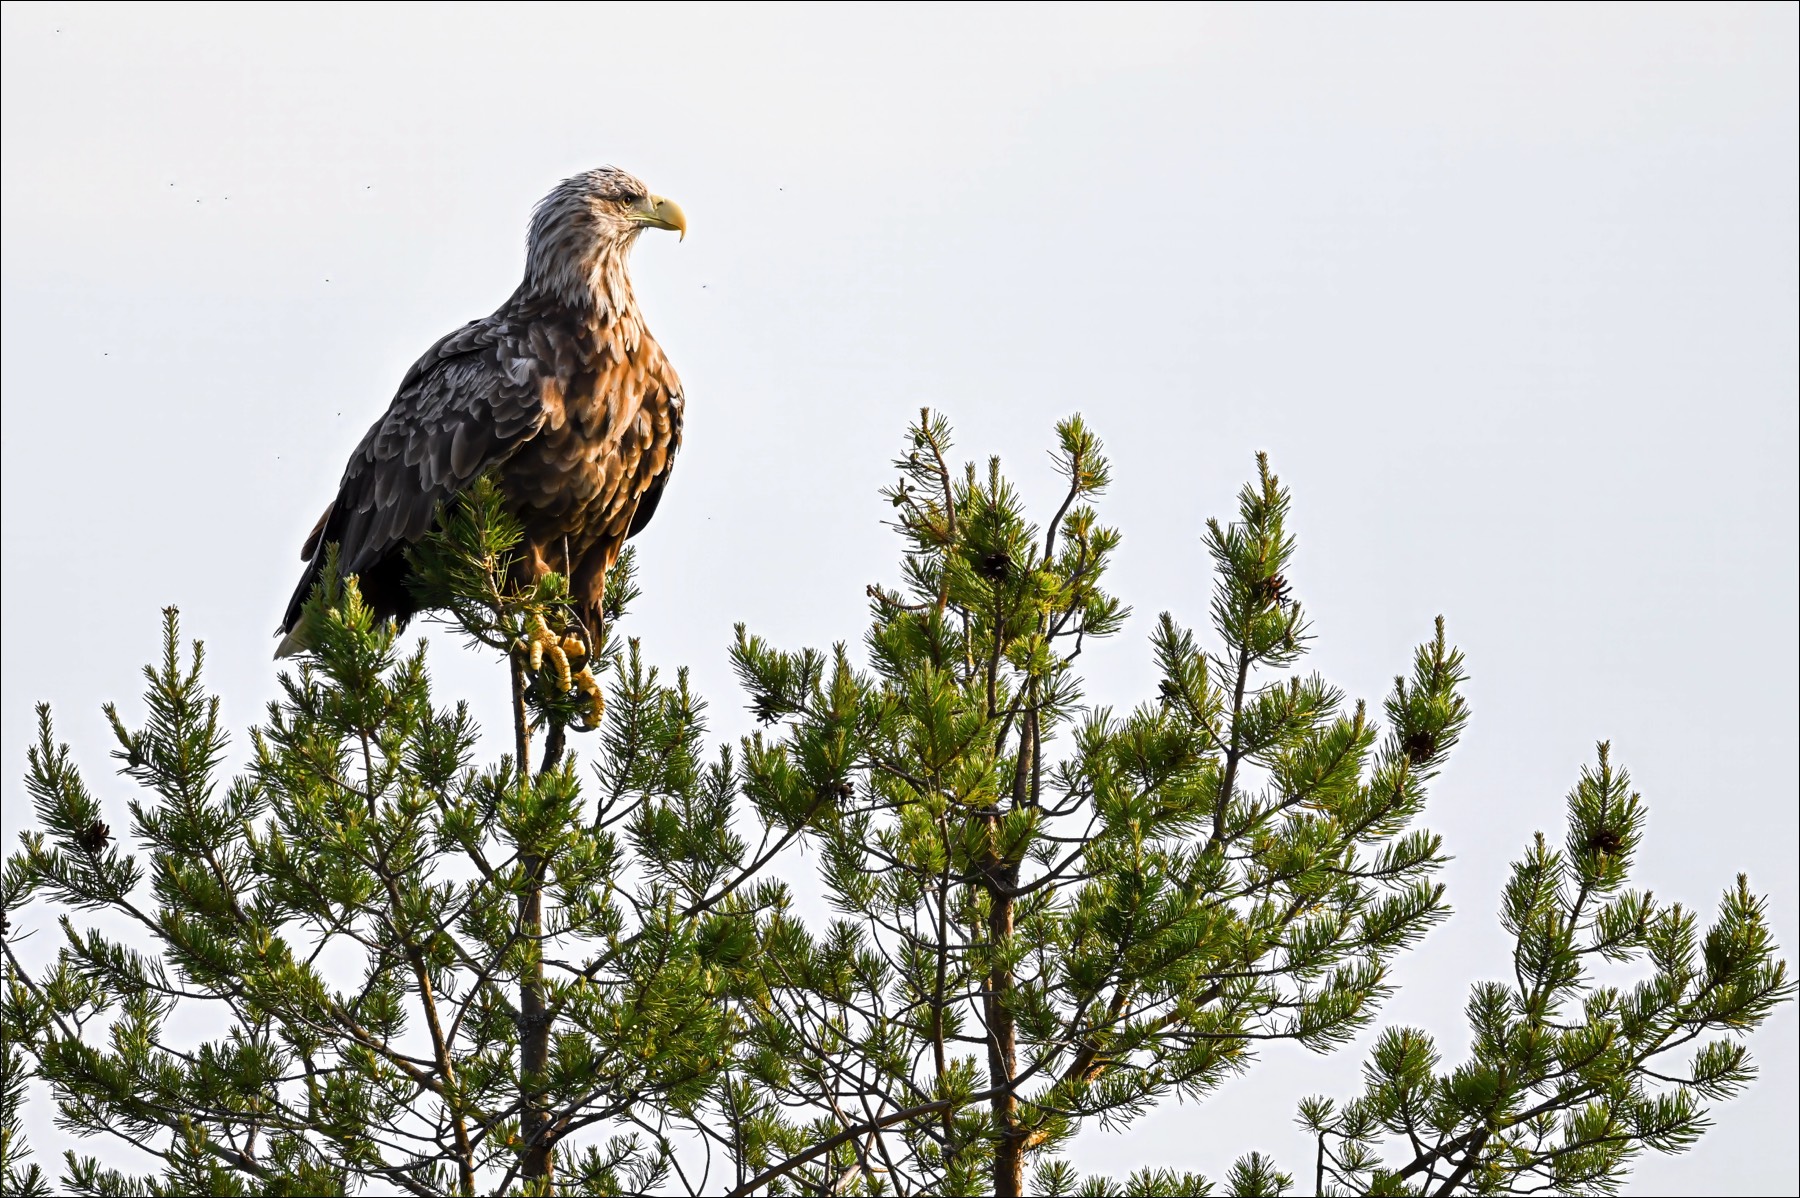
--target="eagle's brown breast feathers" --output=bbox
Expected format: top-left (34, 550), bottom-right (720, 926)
top-left (494, 309), bottom-right (684, 631)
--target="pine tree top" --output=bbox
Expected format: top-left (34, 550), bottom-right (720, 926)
top-left (2, 414), bottom-right (1790, 1197)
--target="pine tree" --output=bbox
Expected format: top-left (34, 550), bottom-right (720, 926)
top-left (1299, 746), bottom-right (1795, 1194)
top-left (1, 414), bottom-right (1790, 1196)
top-left (1, 492), bottom-right (759, 1196)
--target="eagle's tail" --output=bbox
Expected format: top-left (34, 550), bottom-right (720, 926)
top-left (275, 504), bottom-right (337, 658)
top-left (275, 544), bottom-right (417, 660)
top-left (274, 543), bottom-right (334, 659)
top-left (273, 579), bottom-right (320, 659)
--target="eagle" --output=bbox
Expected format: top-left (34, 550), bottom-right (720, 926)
top-left (276, 167), bottom-right (687, 657)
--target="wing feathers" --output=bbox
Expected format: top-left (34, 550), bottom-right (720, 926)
top-left (449, 421), bottom-right (482, 479)
top-left (300, 504), bottom-right (332, 560)
top-left (310, 320), bottom-right (551, 587)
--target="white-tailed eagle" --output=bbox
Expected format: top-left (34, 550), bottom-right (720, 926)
top-left (277, 167), bottom-right (687, 656)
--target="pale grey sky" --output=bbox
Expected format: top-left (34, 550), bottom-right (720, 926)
top-left (3, 2), bottom-right (1795, 1192)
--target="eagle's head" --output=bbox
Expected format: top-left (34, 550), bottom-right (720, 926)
top-left (523, 166), bottom-right (686, 311)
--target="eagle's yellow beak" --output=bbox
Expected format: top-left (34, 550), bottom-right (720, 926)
top-left (632, 194), bottom-right (687, 241)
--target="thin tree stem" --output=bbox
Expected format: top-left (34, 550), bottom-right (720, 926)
top-left (1433, 1129), bottom-right (1489, 1196)
top-left (512, 651), bottom-right (532, 781)
top-left (541, 720), bottom-right (566, 777)
top-left (511, 648), bottom-right (553, 1185)
top-left (725, 1094), bottom-right (993, 1198)
top-left (1213, 644), bottom-right (1253, 843)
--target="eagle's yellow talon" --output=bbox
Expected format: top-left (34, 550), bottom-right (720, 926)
top-left (547, 644), bottom-right (572, 692)
top-left (573, 666), bottom-right (606, 726)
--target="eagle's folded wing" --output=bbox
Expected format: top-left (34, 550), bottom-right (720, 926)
top-left (279, 320), bottom-right (548, 638)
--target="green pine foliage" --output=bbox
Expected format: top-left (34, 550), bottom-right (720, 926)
top-left (715, 415), bottom-right (1471, 1196)
top-left (1, 502), bottom-right (750, 1197)
top-left (1, 414), bottom-right (1790, 1197)
top-left (1298, 745), bottom-right (1794, 1195)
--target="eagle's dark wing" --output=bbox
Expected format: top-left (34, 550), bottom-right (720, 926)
top-left (626, 461), bottom-right (673, 538)
top-left (277, 317), bottom-right (552, 647)
top-left (625, 385), bottom-right (684, 539)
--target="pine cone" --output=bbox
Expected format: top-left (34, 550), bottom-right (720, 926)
top-left (1402, 729), bottom-right (1438, 761)
top-left (1586, 827), bottom-right (1626, 857)
top-left (75, 820), bottom-right (112, 855)
top-left (1253, 573), bottom-right (1291, 610)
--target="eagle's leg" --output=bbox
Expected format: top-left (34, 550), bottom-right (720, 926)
top-left (508, 536), bottom-right (607, 733)
top-left (540, 545), bottom-right (613, 731)
top-left (511, 538), bottom-right (559, 595)
top-left (570, 542), bottom-right (622, 659)
top-left (559, 534), bottom-right (601, 657)
top-left (574, 597), bottom-right (607, 662)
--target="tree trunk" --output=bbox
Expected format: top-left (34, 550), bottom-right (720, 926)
top-left (511, 653), bottom-right (554, 1187)
top-left (519, 852), bottom-right (553, 1185)
top-left (987, 707), bottom-right (1041, 1197)
top-left (986, 872), bottom-right (1024, 1197)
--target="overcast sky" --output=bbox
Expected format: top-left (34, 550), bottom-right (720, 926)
top-left (3, 2), bottom-right (1795, 1192)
